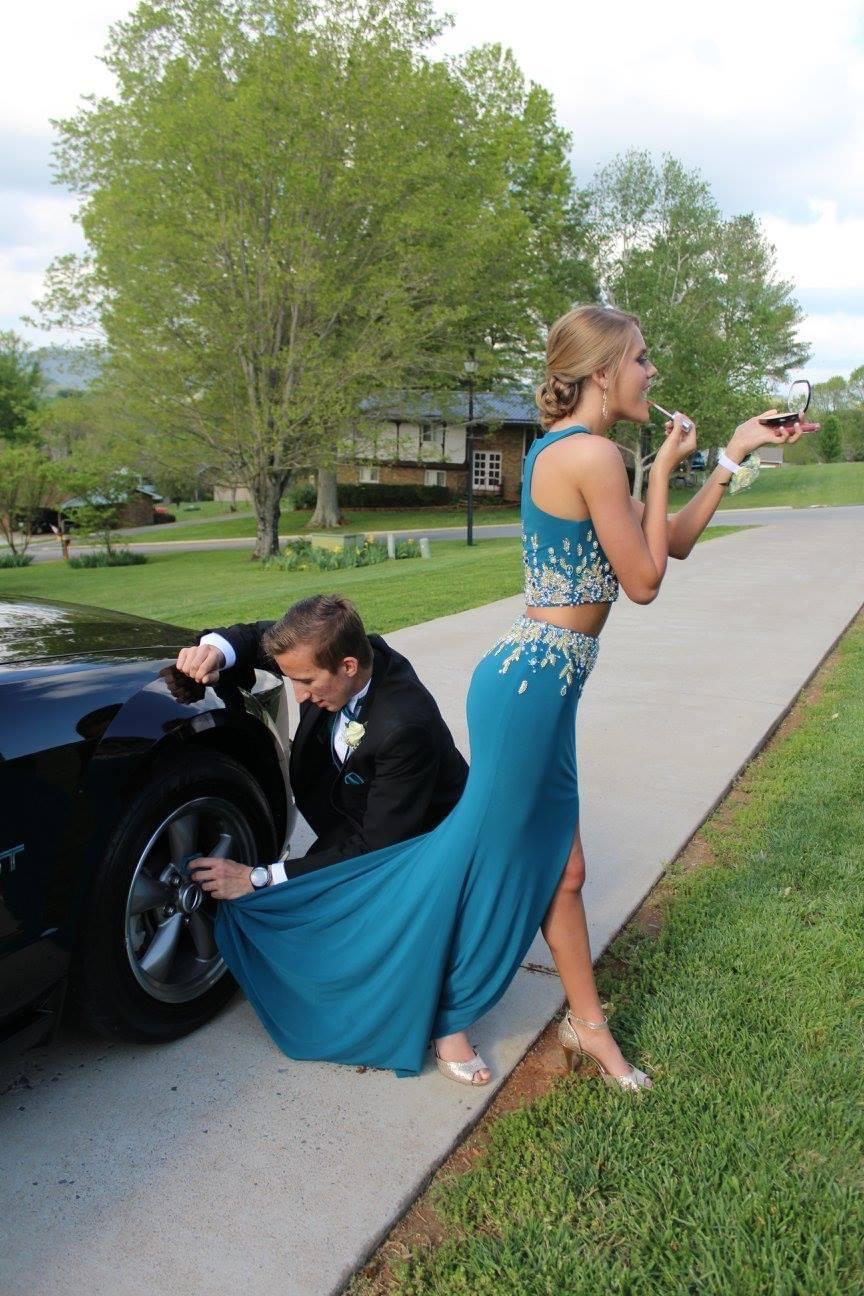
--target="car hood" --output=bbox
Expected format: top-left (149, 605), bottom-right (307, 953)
top-left (0, 596), bottom-right (192, 669)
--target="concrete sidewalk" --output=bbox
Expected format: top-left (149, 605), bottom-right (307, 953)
top-left (1, 510), bottom-right (862, 1296)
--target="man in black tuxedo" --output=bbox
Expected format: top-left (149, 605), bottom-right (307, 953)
top-left (176, 594), bottom-right (467, 898)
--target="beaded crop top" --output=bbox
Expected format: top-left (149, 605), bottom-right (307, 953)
top-left (521, 425), bottom-right (619, 608)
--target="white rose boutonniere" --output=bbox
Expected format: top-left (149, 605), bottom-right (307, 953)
top-left (344, 719), bottom-right (366, 752)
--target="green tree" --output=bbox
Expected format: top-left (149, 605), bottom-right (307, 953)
top-left (811, 374), bottom-right (849, 414)
top-left (846, 365), bottom-right (864, 408)
top-left (839, 409), bottom-right (864, 462)
top-left (38, 383), bottom-right (205, 499)
top-left (809, 367), bottom-right (864, 460)
top-left (63, 458), bottom-right (139, 557)
top-left (0, 445), bottom-right (62, 553)
top-left (589, 151), bottom-right (808, 497)
top-left (37, 0), bottom-right (586, 553)
top-left (0, 331), bottom-right (44, 444)
top-left (818, 413), bottom-right (842, 463)
top-left (38, 389), bottom-right (116, 459)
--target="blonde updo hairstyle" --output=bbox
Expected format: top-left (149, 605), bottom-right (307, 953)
top-left (536, 305), bottom-right (640, 431)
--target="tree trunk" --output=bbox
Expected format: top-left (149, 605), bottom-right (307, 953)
top-left (307, 468), bottom-right (342, 529)
top-left (250, 473), bottom-right (287, 559)
top-left (0, 519), bottom-right (20, 554)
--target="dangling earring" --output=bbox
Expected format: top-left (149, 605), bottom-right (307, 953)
top-left (601, 385), bottom-right (608, 423)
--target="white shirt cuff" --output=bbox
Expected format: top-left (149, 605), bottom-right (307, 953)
top-left (199, 632), bottom-right (236, 669)
top-left (269, 861), bottom-right (288, 886)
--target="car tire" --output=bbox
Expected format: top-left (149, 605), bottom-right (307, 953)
top-left (76, 751), bottom-right (278, 1043)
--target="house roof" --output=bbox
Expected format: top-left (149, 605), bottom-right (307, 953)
top-left (362, 388), bottom-right (540, 426)
top-left (61, 484), bottom-right (163, 509)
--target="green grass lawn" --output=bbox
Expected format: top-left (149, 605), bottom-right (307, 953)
top-left (693, 460), bottom-right (864, 511)
top-left (0, 539), bottom-right (525, 632)
top-left (0, 528), bottom-right (741, 633)
top-left (360, 616), bottom-right (864, 1296)
top-left (119, 506), bottom-right (522, 543)
top-left (174, 498), bottom-right (253, 516)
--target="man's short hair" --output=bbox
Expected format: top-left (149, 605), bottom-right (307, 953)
top-left (262, 594), bottom-right (374, 672)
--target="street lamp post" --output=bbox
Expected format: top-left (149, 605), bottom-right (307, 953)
top-left (464, 351), bottom-right (478, 546)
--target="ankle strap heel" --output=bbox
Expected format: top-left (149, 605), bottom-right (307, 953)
top-left (557, 1011), bottom-right (652, 1093)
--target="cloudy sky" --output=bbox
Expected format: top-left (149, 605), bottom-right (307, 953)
top-left (3, 0), bottom-right (862, 380)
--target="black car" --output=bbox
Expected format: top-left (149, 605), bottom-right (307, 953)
top-left (0, 596), bottom-right (293, 1052)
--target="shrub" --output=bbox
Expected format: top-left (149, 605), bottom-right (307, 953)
top-left (337, 483), bottom-right (452, 508)
top-left (69, 549), bottom-right (148, 567)
top-left (262, 535), bottom-right (421, 572)
top-left (818, 415), bottom-right (842, 463)
top-left (0, 551), bottom-right (33, 568)
top-left (287, 483), bottom-right (317, 510)
top-left (287, 482), bottom-right (453, 510)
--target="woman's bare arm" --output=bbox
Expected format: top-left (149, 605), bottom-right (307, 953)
top-left (571, 434), bottom-right (684, 604)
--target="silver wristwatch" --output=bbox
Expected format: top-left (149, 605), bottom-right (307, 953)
top-left (249, 865), bottom-right (272, 890)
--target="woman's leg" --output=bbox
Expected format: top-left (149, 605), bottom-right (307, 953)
top-left (542, 823), bottom-right (650, 1082)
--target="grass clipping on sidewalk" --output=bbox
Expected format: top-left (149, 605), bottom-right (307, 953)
top-left (374, 615), bottom-right (864, 1296)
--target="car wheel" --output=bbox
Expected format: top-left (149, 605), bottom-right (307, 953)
top-left (76, 751), bottom-right (277, 1042)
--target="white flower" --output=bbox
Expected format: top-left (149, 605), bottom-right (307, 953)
top-left (344, 720), bottom-right (366, 751)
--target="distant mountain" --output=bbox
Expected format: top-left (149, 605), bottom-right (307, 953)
top-left (35, 347), bottom-right (102, 393)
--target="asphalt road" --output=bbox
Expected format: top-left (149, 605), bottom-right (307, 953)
top-left (15, 504), bottom-right (864, 563)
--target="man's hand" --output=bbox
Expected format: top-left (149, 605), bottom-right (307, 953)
top-left (190, 856), bottom-right (253, 900)
top-left (176, 643), bottom-right (226, 684)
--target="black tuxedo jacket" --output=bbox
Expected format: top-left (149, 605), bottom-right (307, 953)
top-left (204, 621), bottom-right (468, 877)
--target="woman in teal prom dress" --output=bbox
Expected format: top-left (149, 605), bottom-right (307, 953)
top-left (214, 305), bottom-right (811, 1086)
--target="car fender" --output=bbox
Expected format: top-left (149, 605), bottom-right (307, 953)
top-left (38, 664), bottom-right (292, 952)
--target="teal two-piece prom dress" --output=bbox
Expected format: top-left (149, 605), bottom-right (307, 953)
top-left (215, 425), bottom-right (619, 1076)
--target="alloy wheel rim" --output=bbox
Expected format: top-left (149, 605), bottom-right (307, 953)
top-left (124, 795), bottom-right (256, 1004)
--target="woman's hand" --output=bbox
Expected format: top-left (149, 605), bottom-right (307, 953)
top-left (655, 413), bottom-right (698, 473)
top-left (727, 410), bottom-right (821, 462)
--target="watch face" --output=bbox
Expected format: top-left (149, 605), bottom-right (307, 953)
top-left (250, 866), bottom-right (269, 889)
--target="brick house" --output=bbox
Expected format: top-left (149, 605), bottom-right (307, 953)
top-left (61, 483), bottom-right (163, 527)
top-left (337, 390), bottom-right (541, 503)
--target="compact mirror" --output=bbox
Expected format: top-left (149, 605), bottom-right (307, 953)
top-left (789, 379), bottom-right (811, 415)
top-left (760, 379), bottom-right (811, 427)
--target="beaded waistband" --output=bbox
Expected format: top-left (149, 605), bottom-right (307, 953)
top-left (487, 615), bottom-right (599, 695)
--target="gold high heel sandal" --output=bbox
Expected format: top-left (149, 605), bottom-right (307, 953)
top-left (558, 1012), bottom-right (652, 1092)
top-left (435, 1045), bottom-right (492, 1086)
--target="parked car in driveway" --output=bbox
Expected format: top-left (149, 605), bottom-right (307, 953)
top-left (0, 596), bottom-right (293, 1053)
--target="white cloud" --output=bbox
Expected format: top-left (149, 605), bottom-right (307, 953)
top-left (761, 200), bottom-right (864, 379)
top-left (1, 2), bottom-right (128, 135)
top-left (761, 201), bottom-right (864, 302)
top-left (438, 0), bottom-right (864, 216)
top-left (0, 193), bottom-right (85, 341)
top-left (797, 313), bottom-right (864, 382)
